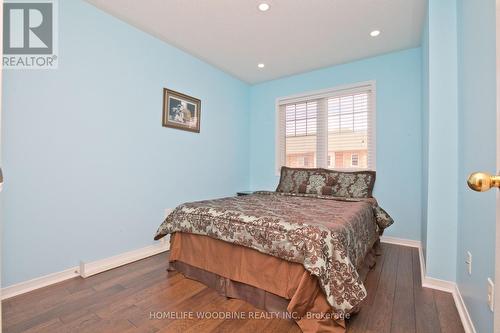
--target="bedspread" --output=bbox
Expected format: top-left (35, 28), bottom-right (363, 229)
top-left (154, 191), bottom-right (393, 315)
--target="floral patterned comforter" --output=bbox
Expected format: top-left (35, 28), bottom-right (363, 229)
top-left (154, 191), bottom-right (394, 315)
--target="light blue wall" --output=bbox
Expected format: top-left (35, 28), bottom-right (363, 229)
top-left (421, 6), bottom-right (429, 260)
top-left (421, 0), bottom-right (496, 330)
top-left (248, 48), bottom-right (423, 241)
top-left (424, 0), bottom-right (459, 282)
top-left (456, 0), bottom-right (496, 332)
top-left (1, 0), bottom-right (250, 286)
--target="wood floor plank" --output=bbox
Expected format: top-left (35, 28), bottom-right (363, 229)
top-left (4, 284), bottom-right (125, 333)
top-left (434, 290), bottom-right (465, 333)
top-left (159, 297), bottom-right (245, 333)
top-left (67, 267), bottom-right (175, 323)
top-left (95, 273), bottom-right (184, 322)
top-left (134, 277), bottom-right (207, 313)
top-left (262, 316), bottom-right (301, 333)
top-left (364, 243), bottom-right (400, 333)
top-left (3, 282), bottom-right (72, 313)
top-left (210, 301), bottom-right (299, 333)
top-left (390, 246), bottom-right (416, 333)
top-left (58, 264), bottom-right (173, 326)
top-left (347, 242), bottom-right (387, 333)
top-left (20, 317), bottom-right (62, 333)
top-left (231, 302), bottom-right (274, 333)
top-left (2, 245), bottom-right (464, 333)
top-left (3, 285), bottom-right (96, 327)
top-left (52, 312), bottom-right (103, 333)
top-left (412, 249), bottom-right (441, 333)
top-left (57, 316), bottom-right (135, 333)
top-left (148, 287), bottom-right (225, 332)
top-left (63, 254), bottom-right (167, 295)
top-left (151, 291), bottom-right (259, 332)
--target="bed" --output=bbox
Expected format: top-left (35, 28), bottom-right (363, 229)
top-left (154, 167), bottom-right (394, 332)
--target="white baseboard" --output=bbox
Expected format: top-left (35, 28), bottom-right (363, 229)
top-left (380, 235), bottom-right (421, 248)
top-left (422, 276), bottom-right (455, 293)
top-left (1, 267), bottom-right (80, 300)
top-left (380, 235), bottom-right (476, 333)
top-left (452, 283), bottom-right (477, 333)
top-left (80, 237), bottom-right (169, 278)
top-left (1, 238), bottom-right (170, 300)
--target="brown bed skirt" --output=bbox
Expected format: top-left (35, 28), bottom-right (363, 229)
top-left (168, 232), bottom-right (379, 333)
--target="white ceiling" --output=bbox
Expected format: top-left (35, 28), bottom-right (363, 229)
top-left (86, 0), bottom-right (426, 84)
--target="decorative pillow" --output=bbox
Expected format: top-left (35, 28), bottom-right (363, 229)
top-left (276, 167), bottom-right (312, 193)
top-left (323, 170), bottom-right (376, 198)
top-left (302, 170), bottom-right (329, 195)
top-left (276, 167), bottom-right (376, 198)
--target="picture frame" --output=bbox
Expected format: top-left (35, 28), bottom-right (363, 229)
top-left (162, 88), bottom-right (201, 133)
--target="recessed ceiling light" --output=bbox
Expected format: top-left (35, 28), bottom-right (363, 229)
top-left (257, 63), bottom-right (265, 68)
top-left (258, 3), bottom-right (270, 12)
top-left (370, 30), bottom-right (381, 37)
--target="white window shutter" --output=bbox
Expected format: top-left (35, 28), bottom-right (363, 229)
top-left (316, 98), bottom-right (328, 168)
top-left (275, 104), bottom-right (286, 175)
top-left (367, 89), bottom-right (376, 169)
top-left (276, 82), bottom-right (376, 171)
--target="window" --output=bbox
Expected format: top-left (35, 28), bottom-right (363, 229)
top-left (285, 101), bottom-right (317, 168)
top-left (351, 154), bottom-right (359, 167)
top-left (286, 101), bottom-right (317, 137)
top-left (276, 82), bottom-right (375, 173)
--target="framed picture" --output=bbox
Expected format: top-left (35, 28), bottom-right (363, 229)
top-left (162, 88), bottom-right (201, 133)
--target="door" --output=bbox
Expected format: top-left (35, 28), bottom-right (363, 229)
top-left (0, 1), bottom-right (4, 331)
top-left (496, 2), bottom-right (500, 330)
top-left (467, 2), bottom-right (500, 331)
top-left (495, 2), bottom-right (500, 330)
top-left (472, 2), bottom-right (500, 330)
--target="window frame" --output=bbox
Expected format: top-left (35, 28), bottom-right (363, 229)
top-left (275, 81), bottom-right (376, 175)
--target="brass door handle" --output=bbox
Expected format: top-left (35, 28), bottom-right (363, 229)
top-left (467, 172), bottom-right (500, 192)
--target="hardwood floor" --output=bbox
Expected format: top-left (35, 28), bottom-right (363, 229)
top-left (2, 243), bottom-right (464, 333)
